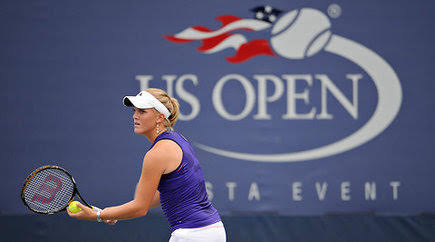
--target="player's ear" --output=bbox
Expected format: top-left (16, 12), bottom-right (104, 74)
top-left (156, 112), bottom-right (165, 123)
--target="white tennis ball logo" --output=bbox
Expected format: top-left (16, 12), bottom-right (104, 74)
top-left (271, 8), bottom-right (332, 59)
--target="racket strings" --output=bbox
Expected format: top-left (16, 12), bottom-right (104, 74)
top-left (23, 168), bottom-right (75, 213)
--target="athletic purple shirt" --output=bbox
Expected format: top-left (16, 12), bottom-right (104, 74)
top-left (151, 131), bottom-right (221, 231)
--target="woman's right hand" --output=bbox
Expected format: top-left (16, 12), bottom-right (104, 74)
top-left (104, 219), bottom-right (118, 225)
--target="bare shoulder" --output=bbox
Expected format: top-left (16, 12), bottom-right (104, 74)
top-left (152, 139), bottom-right (182, 154)
top-left (145, 140), bottom-right (182, 168)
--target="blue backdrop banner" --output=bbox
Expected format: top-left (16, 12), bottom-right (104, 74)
top-left (1, 0), bottom-right (434, 215)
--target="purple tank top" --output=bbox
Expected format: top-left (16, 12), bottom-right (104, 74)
top-left (151, 131), bottom-right (221, 231)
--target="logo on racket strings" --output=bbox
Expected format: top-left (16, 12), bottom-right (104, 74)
top-left (31, 175), bottom-right (63, 204)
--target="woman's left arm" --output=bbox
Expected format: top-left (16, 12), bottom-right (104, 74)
top-left (68, 142), bottom-right (173, 221)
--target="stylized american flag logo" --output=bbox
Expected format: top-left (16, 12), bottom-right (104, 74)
top-left (165, 6), bottom-right (283, 64)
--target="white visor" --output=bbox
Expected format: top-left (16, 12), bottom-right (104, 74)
top-left (123, 91), bottom-right (171, 119)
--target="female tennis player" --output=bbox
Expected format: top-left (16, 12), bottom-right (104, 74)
top-left (67, 88), bottom-right (226, 242)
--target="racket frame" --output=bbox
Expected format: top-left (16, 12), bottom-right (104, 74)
top-left (21, 165), bottom-right (92, 214)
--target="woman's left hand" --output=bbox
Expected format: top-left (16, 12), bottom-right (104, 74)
top-left (66, 202), bottom-right (97, 221)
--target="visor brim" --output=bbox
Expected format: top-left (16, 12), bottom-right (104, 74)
top-left (123, 96), bottom-right (154, 109)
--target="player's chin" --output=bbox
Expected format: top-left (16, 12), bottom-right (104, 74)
top-left (133, 127), bottom-right (145, 135)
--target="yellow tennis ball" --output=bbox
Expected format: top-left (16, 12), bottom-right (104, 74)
top-left (68, 201), bottom-right (82, 213)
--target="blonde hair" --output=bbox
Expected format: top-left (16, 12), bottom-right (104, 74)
top-left (146, 88), bottom-right (180, 128)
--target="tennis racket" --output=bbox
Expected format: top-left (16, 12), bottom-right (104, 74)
top-left (21, 165), bottom-right (97, 214)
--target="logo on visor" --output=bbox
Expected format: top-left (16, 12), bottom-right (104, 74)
top-left (161, 6), bottom-right (402, 162)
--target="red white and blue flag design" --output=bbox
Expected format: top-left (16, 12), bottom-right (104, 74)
top-left (165, 6), bottom-right (282, 63)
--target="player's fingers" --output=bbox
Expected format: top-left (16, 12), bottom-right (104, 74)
top-left (76, 203), bottom-right (93, 214)
top-left (66, 208), bottom-right (73, 216)
top-left (66, 208), bottom-right (82, 218)
top-left (75, 202), bottom-right (86, 209)
top-left (106, 220), bottom-right (117, 225)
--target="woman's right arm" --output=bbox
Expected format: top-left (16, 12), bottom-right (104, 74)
top-left (149, 191), bottom-right (161, 208)
top-left (135, 183), bottom-right (160, 208)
